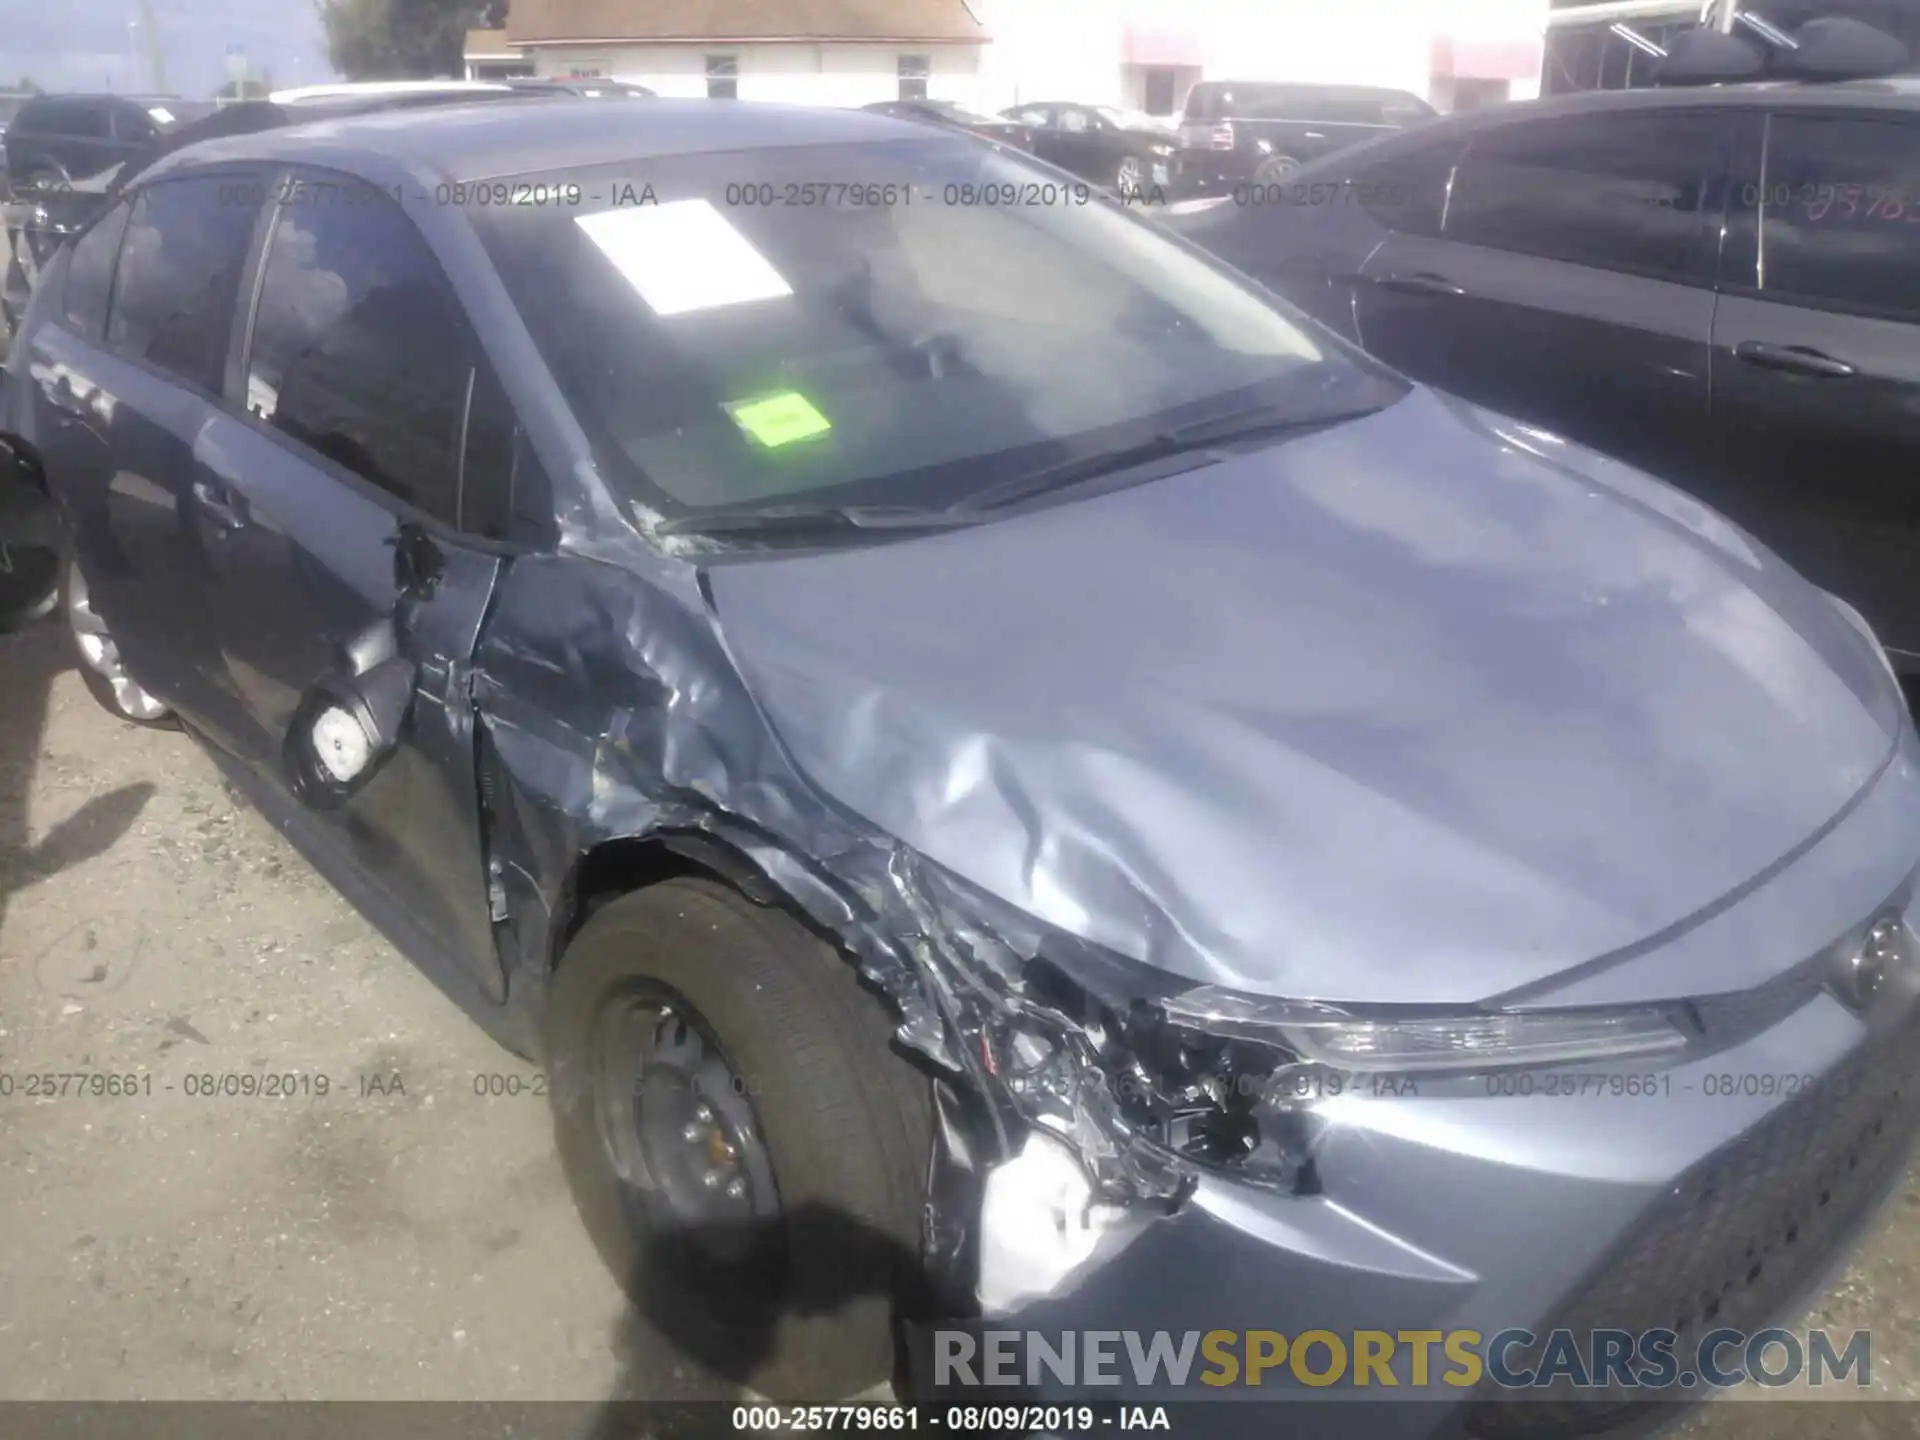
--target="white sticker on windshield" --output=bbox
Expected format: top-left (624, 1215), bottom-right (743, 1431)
top-left (147, 106), bottom-right (175, 125)
top-left (574, 199), bottom-right (793, 317)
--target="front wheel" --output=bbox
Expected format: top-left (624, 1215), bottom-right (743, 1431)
top-left (1253, 154), bottom-right (1303, 182)
top-left (545, 877), bottom-right (932, 1400)
top-left (1115, 153), bottom-right (1147, 197)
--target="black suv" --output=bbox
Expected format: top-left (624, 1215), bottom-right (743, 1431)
top-left (4, 93), bottom-right (217, 189)
top-left (1171, 76), bottom-right (1920, 671)
top-left (1173, 81), bottom-right (1435, 193)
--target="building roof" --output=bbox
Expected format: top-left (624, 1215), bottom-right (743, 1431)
top-left (465, 28), bottom-right (521, 59)
top-left (504, 0), bottom-right (988, 47)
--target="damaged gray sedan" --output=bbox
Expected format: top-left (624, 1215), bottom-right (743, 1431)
top-left (7, 97), bottom-right (1920, 1433)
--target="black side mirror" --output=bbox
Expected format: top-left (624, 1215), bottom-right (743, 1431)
top-left (283, 617), bottom-right (417, 810)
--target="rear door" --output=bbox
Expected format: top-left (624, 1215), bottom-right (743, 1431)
top-left (1354, 106), bottom-right (1742, 489)
top-left (1708, 109), bottom-right (1920, 663)
top-left (197, 166), bottom-right (532, 1000)
top-left (42, 169), bottom-right (273, 744)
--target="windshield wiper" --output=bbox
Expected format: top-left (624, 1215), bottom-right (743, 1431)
top-left (951, 399), bottom-right (1390, 516)
top-left (652, 501), bottom-right (975, 541)
top-left (655, 398), bottom-right (1393, 540)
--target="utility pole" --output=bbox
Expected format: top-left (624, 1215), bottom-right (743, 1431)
top-left (134, 0), bottom-right (168, 92)
top-left (1710, 0), bottom-right (1740, 32)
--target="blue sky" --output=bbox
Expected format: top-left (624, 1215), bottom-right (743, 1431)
top-left (1, 0), bottom-right (339, 98)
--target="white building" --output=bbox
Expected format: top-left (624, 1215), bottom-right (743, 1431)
top-left (470, 0), bottom-right (1552, 116)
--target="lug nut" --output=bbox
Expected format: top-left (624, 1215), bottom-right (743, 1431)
top-left (701, 1169), bottom-right (725, 1189)
top-left (726, 1179), bottom-right (746, 1200)
top-left (694, 1104), bottom-right (714, 1124)
top-left (682, 1123), bottom-right (704, 1142)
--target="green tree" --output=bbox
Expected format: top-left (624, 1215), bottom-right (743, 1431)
top-left (215, 77), bottom-right (273, 99)
top-left (318, 0), bottom-right (507, 79)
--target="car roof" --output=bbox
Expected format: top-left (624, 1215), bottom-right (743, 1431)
top-left (138, 97), bottom-right (936, 186)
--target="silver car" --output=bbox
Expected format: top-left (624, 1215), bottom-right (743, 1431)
top-left (4, 100), bottom-right (1918, 1432)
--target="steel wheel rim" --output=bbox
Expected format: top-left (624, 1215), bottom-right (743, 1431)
top-left (66, 563), bottom-right (169, 721)
top-left (591, 987), bottom-right (781, 1262)
top-left (1117, 155), bottom-right (1145, 194)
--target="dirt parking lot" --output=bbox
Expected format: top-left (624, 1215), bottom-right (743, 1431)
top-left (2, 612), bottom-right (1920, 1437)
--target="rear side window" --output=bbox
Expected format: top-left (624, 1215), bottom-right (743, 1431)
top-left (62, 200), bottom-right (132, 340)
top-left (243, 180), bottom-right (495, 529)
top-left (1443, 113), bottom-right (1727, 282)
top-left (108, 175), bottom-right (264, 390)
top-left (1756, 114), bottom-right (1920, 320)
top-left (49, 101), bottom-right (110, 138)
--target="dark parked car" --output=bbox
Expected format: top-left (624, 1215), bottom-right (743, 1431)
top-left (7, 99), bottom-right (1920, 1431)
top-left (4, 93), bottom-right (218, 190)
top-left (1001, 101), bottom-right (1178, 195)
top-left (1169, 76), bottom-right (1920, 674)
top-left (1173, 81), bottom-right (1436, 193)
top-left (859, 98), bottom-right (1031, 149)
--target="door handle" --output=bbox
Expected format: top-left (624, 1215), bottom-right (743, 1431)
top-left (1376, 272), bottom-right (1466, 298)
top-left (46, 374), bottom-right (87, 417)
top-left (191, 477), bottom-right (250, 533)
top-left (1732, 341), bottom-right (1857, 379)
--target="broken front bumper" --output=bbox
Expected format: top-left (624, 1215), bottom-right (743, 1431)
top-left (941, 952), bottom-right (1920, 1439)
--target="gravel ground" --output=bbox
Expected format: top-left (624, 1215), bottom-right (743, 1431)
top-left (1, 613), bottom-right (1919, 1436)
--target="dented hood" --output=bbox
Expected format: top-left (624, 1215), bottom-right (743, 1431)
top-left (705, 389), bottom-right (1904, 1006)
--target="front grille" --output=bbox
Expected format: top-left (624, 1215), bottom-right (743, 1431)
top-left (1462, 1005), bottom-right (1920, 1440)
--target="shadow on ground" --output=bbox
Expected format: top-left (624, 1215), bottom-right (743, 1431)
top-left (0, 615), bottom-right (152, 939)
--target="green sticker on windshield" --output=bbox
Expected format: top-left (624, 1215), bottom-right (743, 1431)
top-left (726, 391), bottom-right (832, 448)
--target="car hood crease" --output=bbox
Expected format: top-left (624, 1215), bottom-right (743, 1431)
top-left (705, 389), bottom-right (1902, 1006)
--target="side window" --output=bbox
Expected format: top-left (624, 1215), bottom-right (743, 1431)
top-left (60, 103), bottom-right (110, 139)
top-left (1357, 137), bottom-right (1468, 237)
top-left (1756, 114), bottom-right (1920, 320)
top-left (1443, 113), bottom-right (1728, 282)
top-left (462, 361), bottom-right (551, 544)
top-left (244, 179), bottom-right (494, 529)
top-left (61, 200), bottom-right (133, 341)
top-left (1060, 108), bottom-right (1091, 134)
top-left (108, 175), bottom-right (264, 390)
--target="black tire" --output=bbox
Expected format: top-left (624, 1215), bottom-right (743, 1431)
top-left (546, 877), bottom-right (932, 1400)
top-left (0, 542), bottom-right (60, 632)
top-left (1254, 155), bottom-right (1303, 182)
top-left (60, 555), bottom-right (176, 727)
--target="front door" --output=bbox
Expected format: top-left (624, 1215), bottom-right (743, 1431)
top-left (202, 168), bottom-right (514, 1000)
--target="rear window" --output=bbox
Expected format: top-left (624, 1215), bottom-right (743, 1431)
top-left (469, 136), bottom-right (1377, 522)
top-left (1185, 84), bottom-right (1435, 127)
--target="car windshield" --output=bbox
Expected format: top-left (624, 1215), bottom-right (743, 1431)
top-left (915, 100), bottom-right (1004, 125)
top-left (468, 137), bottom-right (1398, 523)
top-left (1096, 106), bottom-right (1171, 131)
top-left (1185, 83), bottom-right (1435, 126)
top-left (142, 100), bottom-right (216, 128)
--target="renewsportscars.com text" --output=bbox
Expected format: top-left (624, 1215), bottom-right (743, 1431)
top-left (932, 1327), bottom-right (1871, 1392)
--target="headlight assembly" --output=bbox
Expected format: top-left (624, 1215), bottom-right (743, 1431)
top-left (991, 943), bottom-right (1696, 1196)
top-left (1162, 985), bottom-right (1689, 1073)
